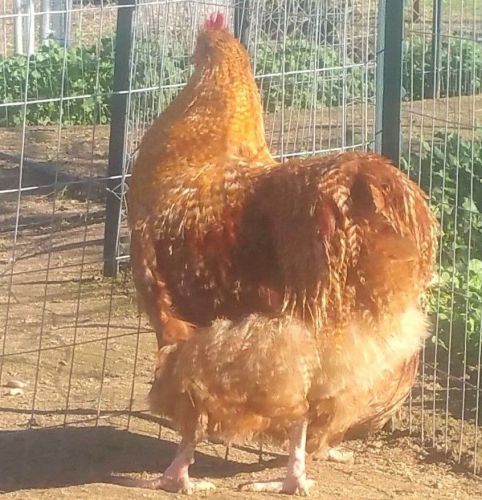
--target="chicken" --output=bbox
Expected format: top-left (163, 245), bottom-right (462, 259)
top-left (126, 11), bottom-right (438, 495)
top-left (344, 352), bottom-right (419, 440)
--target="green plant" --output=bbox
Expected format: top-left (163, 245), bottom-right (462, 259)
top-left (0, 37), bottom-right (373, 126)
top-left (255, 39), bottom-right (373, 111)
top-left (0, 37), bottom-right (115, 126)
top-left (1, 35), bottom-right (481, 127)
top-left (403, 36), bottom-right (482, 100)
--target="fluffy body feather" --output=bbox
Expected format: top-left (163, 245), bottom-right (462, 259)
top-left (150, 315), bottom-right (321, 445)
top-left (127, 16), bottom-right (438, 494)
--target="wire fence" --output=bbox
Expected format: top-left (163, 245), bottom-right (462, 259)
top-left (0, 0), bottom-right (481, 492)
top-left (401, 0), bottom-right (482, 475)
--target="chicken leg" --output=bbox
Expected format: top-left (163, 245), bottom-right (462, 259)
top-left (116, 439), bottom-right (215, 494)
top-left (239, 419), bottom-right (315, 495)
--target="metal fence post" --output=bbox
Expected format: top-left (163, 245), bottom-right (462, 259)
top-left (430, 0), bottom-right (443, 99)
top-left (14, 0), bottom-right (36, 55)
top-left (103, 0), bottom-right (134, 277)
top-left (375, 0), bottom-right (404, 164)
top-left (234, 0), bottom-right (250, 47)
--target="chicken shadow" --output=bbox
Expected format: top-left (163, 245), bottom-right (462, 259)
top-left (0, 426), bottom-right (282, 493)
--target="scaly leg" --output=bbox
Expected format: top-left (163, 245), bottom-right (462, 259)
top-left (239, 419), bottom-right (315, 495)
top-left (116, 439), bottom-right (215, 494)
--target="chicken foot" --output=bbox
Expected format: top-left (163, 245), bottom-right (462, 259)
top-left (239, 419), bottom-right (315, 495)
top-left (116, 439), bottom-right (215, 494)
top-left (315, 446), bottom-right (354, 464)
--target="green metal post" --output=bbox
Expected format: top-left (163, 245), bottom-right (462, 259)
top-left (234, 0), bottom-right (250, 47)
top-left (430, 0), bottom-right (443, 99)
top-left (375, 0), bottom-right (404, 164)
top-left (103, 0), bottom-right (134, 277)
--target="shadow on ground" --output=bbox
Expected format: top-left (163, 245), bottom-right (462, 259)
top-left (0, 426), bottom-right (271, 492)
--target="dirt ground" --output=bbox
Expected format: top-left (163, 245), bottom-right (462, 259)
top-left (0, 93), bottom-right (479, 170)
top-left (1, 424), bottom-right (482, 499)
top-left (1, 94), bottom-right (482, 497)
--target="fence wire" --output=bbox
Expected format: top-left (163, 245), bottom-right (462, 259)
top-left (0, 0), bottom-right (481, 492)
top-left (400, 0), bottom-right (482, 475)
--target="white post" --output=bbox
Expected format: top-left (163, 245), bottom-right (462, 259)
top-left (64, 0), bottom-right (72, 47)
top-left (51, 0), bottom-right (72, 48)
top-left (14, 0), bottom-right (24, 55)
top-left (13, 0), bottom-right (36, 55)
top-left (40, 0), bottom-right (52, 44)
top-left (24, 0), bottom-right (36, 56)
top-left (50, 0), bottom-right (63, 43)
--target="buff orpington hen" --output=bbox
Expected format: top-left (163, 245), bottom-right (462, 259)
top-left (126, 11), bottom-right (438, 495)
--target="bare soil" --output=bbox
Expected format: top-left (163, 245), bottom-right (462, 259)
top-left (1, 425), bottom-right (482, 499)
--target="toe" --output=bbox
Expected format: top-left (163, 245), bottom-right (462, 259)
top-left (239, 480), bottom-right (284, 493)
top-left (111, 474), bottom-right (216, 494)
top-left (326, 447), bottom-right (354, 464)
top-left (239, 479), bottom-right (315, 496)
top-left (185, 479), bottom-right (216, 493)
top-left (282, 477), bottom-right (316, 496)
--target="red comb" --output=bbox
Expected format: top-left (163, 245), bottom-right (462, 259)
top-left (203, 11), bottom-right (225, 30)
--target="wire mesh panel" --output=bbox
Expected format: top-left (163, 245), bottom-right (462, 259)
top-left (401, 0), bottom-right (482, 475)
top-left (0, 0), bottom-right (153, 439)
